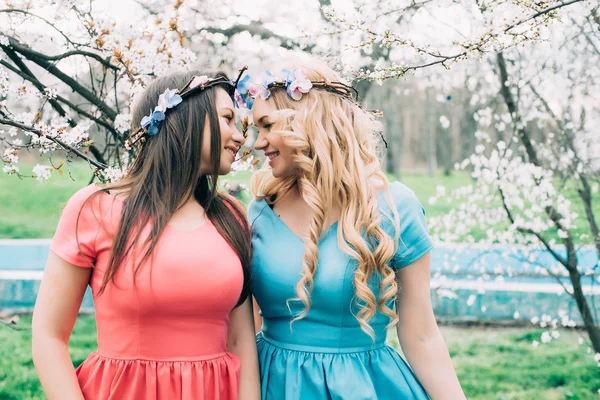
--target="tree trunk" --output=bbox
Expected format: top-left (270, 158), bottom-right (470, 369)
top-left (385, 137), bottom-right (400, 179)
top-left (436, 124), bottom-right (452, 176)
top-left (497, 51), bottom-right (600, 353)
top-left (438, 99), bottom-right (453, 176)
top-left (568, 265), bottom-right (600, 352)
top-left (424, 88), bottom-right (437, 176)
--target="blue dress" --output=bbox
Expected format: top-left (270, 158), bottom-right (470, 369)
top-left (249, 182), bottom-right (435, 400)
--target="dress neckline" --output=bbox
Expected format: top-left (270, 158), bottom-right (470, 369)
top-left (92, 184), bottom-right (212, 233)
top-left (256, 184), bottom-right (396, 243)
top-left (259, 198), bottom-right (339, 243)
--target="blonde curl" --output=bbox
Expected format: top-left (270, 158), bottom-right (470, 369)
top-left (251, 61), bottom-right (401, 338)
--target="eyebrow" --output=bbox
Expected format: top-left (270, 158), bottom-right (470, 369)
top-left (257, 115), bottom-right (269, 126)
top-left (220, 107), bottom-right (234, 115)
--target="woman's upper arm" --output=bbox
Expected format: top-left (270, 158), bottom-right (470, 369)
top-left (34, 186), bottom-right (100, 340)
top-left (386, 183), bottom-right (434, 270)
top-left (252, 296), bottom-right (262, 334)
top-left (227, 297), bottom-right (256, 345)
top-left (396, 252), bottom-right (432, 304)
top-left (395, 252), bottom-right (437, 336)
top-left (32, 251), bottom-right (92, 342)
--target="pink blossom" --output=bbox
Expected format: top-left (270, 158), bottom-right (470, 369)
top-left (190, 75), bottom-right (209, 89)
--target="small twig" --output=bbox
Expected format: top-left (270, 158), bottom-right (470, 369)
top-left (6, 37), bottom-right (118, 120)
top-left (35, 49), bottom-right (117, 71)
top-left (198, 22), bottom-right (311, 51)
top-left (504, 0), bottom-right (586, 34)
top-left (0, 118), bottom-right (107, 169)
top-left (376, 0), bottom-right (434, 18)
top-left (0, 8), bottom-right (83, 46)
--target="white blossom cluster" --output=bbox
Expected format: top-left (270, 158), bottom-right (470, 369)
top-left (32, 164), bottom-right (53, 183)
top-left (325, 0), bottom-right (596, 80)
top-left (0, 0), bottom-right (195, 178)
top-left (527, 311), bottom-right (600, 368)
top-left (99, 166), bottom-right (127, 183)
top-left (114, 113), bottom-right (132, 134)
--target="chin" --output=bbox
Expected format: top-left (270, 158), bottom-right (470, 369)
top-left (271, 168), bottom-right (293, 179)
top-left (218, 165), bottom-right (232, 175)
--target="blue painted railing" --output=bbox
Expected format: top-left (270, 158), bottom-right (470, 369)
top-left (1, 240), bottom-right (598, 324)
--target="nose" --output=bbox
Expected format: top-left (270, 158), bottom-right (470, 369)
top-left (231, 125), bottom-right (246, 146)
top-left (254, 128), bottom-right (268, 151)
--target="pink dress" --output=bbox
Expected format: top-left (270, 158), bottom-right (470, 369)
top-left (50, 184), bottom-right (244, 399)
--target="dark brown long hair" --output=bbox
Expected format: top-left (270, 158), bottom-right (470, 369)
top-left (87, 70), bottom-right (251, 306)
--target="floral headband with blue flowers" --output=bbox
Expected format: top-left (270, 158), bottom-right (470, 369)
top-left (234, 68), bottom-right (359, 110)
top-left (233, 68), bottom-right (388, 147)
top-left (125, 67), bottom-right (247, 150)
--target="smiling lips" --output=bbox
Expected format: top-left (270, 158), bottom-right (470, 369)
top-left (265, 151), bottom-right (280, 160)
top-left (225, 146), bottom-right (238, 159)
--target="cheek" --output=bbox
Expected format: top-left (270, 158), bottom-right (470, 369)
top-left (279, 146), bottom-right (297, 170)
top-left (202, 124), bottom-right (212, 151)
top-left (277, 140), bottom-right (294, 159)
top-left (268, 132), bottom-right (283, 149)
top-left (201, 135), bottom-right (210, 156)
top-left (219, 122), bottom-right (230, 144)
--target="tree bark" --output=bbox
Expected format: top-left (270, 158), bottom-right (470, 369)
top-left (424, 88), bottom-right (437, 176)
top-left (496, 51), bottom-right (600, 352)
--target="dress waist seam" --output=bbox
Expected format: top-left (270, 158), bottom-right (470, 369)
top-left (258, 332), bottom-right (387, 354)
top-left (92, 351), bottom-right (231, 363)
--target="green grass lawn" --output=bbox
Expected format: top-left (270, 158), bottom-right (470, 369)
top-left (2, 162), bottom-right (600, 246)
top-left (1, 315), bottom-right (598, 399)
top-left (1, 165), bottom-right (599, 399)
top-left (0, 162), bottom-right (471, 239)
top-left (0, 163), bottom-right (93, 239)
top-left (0, 163), bottom-right (254, 239)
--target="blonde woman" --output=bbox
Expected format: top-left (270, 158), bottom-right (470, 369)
top-left (242, 61), bottom-right (465, 399)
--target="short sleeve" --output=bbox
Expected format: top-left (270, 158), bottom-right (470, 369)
top-left (220, 192), bottom-right (248, 226)
top-left (386, 182), bottom-right (434, 269)
top-left (222, 192), bottom-right (246, 214)
top-left (248, 198), bottom-right (269, 228)
top-left (50, 185), bottom-right (100, 268)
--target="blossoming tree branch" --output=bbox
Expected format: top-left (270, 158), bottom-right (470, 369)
top-left (1, 0), bottom-right (592, 181)
top-left (0, 0), bottom-right (195, 182)
top-left (1, 0), bottom-right (599, 360)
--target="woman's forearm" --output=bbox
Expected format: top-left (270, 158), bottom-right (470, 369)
top-left (229, 339), bottom-right (261, 400)
top-left (399, 327), bottom-right (466, 400)
top-left (32, 335), bottom-right (85, 400)
top-left (228, 298), bottom-right (261, 400)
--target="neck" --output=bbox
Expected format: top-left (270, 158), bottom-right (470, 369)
top-left (292, 179), bottom-right (303, 198)
top-left (291, 179), bottom-right (341, 226)
top-left (178, 189), bottom-right (200, 210)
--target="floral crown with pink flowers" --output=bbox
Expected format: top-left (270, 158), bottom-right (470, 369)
top-left (125, 68), bottom-right (247, 150)
top-left (234, 68), bottom-right (388, 147)
top-left (234, 68), bottom-right (359, 110)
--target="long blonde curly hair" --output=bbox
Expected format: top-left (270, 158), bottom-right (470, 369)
top-left (251, 60), bottom-right (401, 337)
